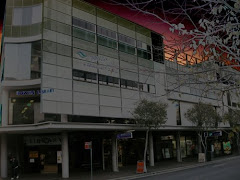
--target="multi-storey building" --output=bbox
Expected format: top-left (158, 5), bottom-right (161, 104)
top-left (0, 0), bottom-right (234, 178)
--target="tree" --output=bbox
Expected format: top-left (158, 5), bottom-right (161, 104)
top-left (113, 0), bottom-right (240, 103)
top-left (185, 102), bottom-right (221, 159)
top-left (223, 109), bottom-right (240, 154)
top-left (133, 99), bottom-right (167, 172)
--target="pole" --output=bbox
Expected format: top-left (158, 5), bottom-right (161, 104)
top-left (90, 141), bottom-right (93, 180)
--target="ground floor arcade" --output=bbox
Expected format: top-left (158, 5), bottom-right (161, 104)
top-left (0, 126), bottom-right (233, 179)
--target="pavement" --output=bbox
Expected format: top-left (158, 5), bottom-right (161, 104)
top-left (3, 154), bottom-right (240, 180)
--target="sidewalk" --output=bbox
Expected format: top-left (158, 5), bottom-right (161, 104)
top-left (4, 154), bottom-right (240, 180)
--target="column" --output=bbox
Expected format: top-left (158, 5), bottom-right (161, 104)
top-left (176, 131), bottom-right (182, 162)
top-left (102, 139), bottom-right (105, 171)
top-left (62, 132), bottom-right (69, 178)
top-left (1, 134), bottom-right (8, 178)
top-left (61, 114), bottom-right (68, 123)
top-left (112, 135), bottom-right (118, 172)
top-left (2, 89), bottom-right (9, 126)
top-left (149, 131), bottom-right (154, 166)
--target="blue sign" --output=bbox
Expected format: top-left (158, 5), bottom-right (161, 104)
top-left (16, 88), bottom-right (54, 96)
top-left (117, 132), bottom-right (133, 139)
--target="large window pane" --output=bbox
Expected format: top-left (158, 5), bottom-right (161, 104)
top-left (97, 35), bottom-right (117, 49)
top-left (118, 34), bottom-right (135, 46)
top-left (118, 43), bottom-right (135, 55)
top-left (73, 27), bottom-right (95, 43)
top-left (97, 26), bottom-right (116, 39)
top-left (73, 17), bottom-right (95, 32)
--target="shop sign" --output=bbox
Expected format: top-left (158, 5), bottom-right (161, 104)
top-left (85, 142), bottom-right (92, 149)
top-left (16, 88), bottom-right (54, 96)
top-left (24, 135), bottom-right (61, 146)
top-left (117, 132), bottom-right (133, 139)
top-left (204, 131), bottom-right (222, 137)
top-left (57, 151), bottom-right (62, 164)
top-left (223, 141), bottom-right (231, 154)
top-left (198, 153), bottom-right (206, 163)
top-left (161, 135), bottom-right (173, 140)
top-left (29, 151), bottom-right (39, 158)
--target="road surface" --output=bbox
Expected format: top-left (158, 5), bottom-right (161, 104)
top-left (138, 157), bottom-right (240, 180)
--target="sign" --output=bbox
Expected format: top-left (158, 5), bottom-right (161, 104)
top-left (24, 135), bottom-right (61, 146)
top-left (85, 142), bottom-right (92, 149)
top-left (57, 151), bottom-right (62, 164)
top-left (204, 131), bottom-right (222, 137)
top-left (161, 135), bottom-right (174, 140)
top-left (223, 141), bottom-right (231, 154)
top-left (198, 153), bottom-right (206, 163)
top-left (16, 88), bottom-right (54, 96)
top-left (29, 151), bottom-right (38, 158)
top-left (136, 160), bottom-right (144, 173)
top-left (117, 132), bottom-right (133, 139)
top-left (30, 159), bottom-right (35, 163)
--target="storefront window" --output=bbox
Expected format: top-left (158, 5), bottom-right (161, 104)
top-left (12, 97), bottom-right (40, 125)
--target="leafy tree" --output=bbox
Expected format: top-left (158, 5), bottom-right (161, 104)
top-left (133, 99), bottom-right (167, 172)
top-left (223, 109), bottom-right (240, 154)
top-left (185, 102), bottom-right (221, 159)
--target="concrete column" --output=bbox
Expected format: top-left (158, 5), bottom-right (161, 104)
top-left (112, 135), bottom-right (118, 172)
top-left (61, 114), bottom-right (68, 123)
top-left (102, 139), bottom-right (105, 171)
top-left (2, 89), bottom-right (9, 126)
top-left (176, 132), bottom-right (182, 162)
top-left (1, 134), bottom-right (8, 178)
top-left (62, 132), bottom-right (69, 178)
top-left (149, 131), bottom-right (154, 166)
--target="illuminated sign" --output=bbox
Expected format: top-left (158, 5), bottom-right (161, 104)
top-left (16, 88), bottom-right (54, 96)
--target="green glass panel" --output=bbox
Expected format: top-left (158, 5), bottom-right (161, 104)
top-left (6, 7), bottom-right (13, 16)
top-left (12, 26), bottom-right (21, 37)
top-left (73, 0), bottom-right (96, 15)
top-left (4, 26), bottom-right (12, 37)
top-left (33, 0), bottom-right (42, 5)
top-left (31, 23), bottom-right (42, 36)
top-left (21, 25), bottom-right (31, 37)
top-left (97, 35), bottom-right (117, 49)
top-left (73, 27), bottom-right (95, 43)
top-left (5, 15), bottom-right (12, 26)
top-left (119, 42), bottom-right (135, 55)
top-left (6, 0), bottom-right (14, 6)
top-left (14, 0), bottom-right (23, 6)
top-left (118, 17), bottom-right (135, 31)
top-left (23, 0), bottom-right (32, 6)
top-left (136, 25), bottom-right (151, 37)
top-left (97, 8), bottom-right (117, 23)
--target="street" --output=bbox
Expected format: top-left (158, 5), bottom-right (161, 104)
top-left (137, 157), bottom-right (240, 180)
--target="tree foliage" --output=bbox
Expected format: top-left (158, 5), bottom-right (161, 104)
top-left (185, 102), bottom-right (221, 130)
top-left (133, 99), bottom-right (168, 129)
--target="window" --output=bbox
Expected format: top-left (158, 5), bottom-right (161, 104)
top-left (97, 35), bottom-right (117, 49)
top-left (97, 26), bottom-right (116, 39)
top-left (118, 34), bottom-right (135, 46)
top-left (99, 75), bottom-right (119, 86)
top-left (44, 114), bottom-right (61, 122)
top-left (139, 83), bottom-right (143, 91)
top-left (118, 43), bottom-right (135, 55)
top-left (137, 41), bottom-right (151, 51)
top-left (31, 41), bottom-right (42, 79)
top-left (121, 79), bottom-right (138, 90)
top-left (151, 32), bottom-right (164, 64)
top-left (72, 17), bottom-right (95, 32)
top-left (73, 27), bottom-right (95, 43)
top-left (137, 49), bottom-right (151, 60)
top-left (73, 69), bottom-right (97, 83)
top-left (13, 5), bottom-right (42, 26)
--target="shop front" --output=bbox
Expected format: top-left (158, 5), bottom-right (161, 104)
top-left (23, 135), bottom-right (62, 174)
